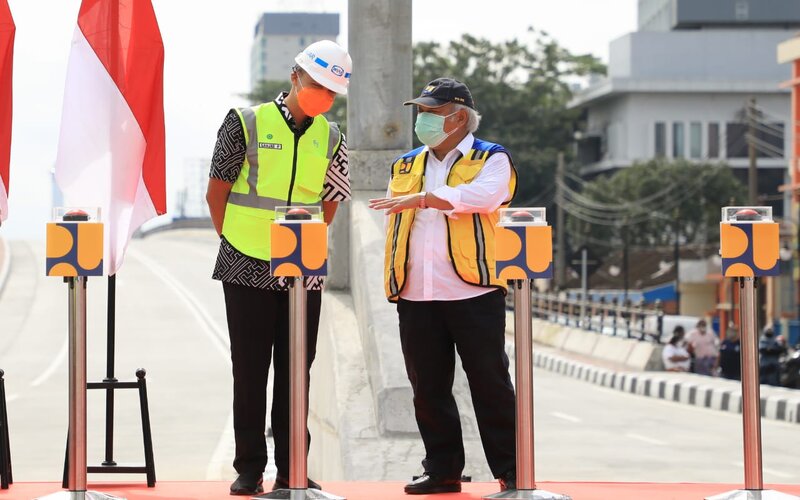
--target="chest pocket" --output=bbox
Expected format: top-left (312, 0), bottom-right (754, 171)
top-left (389, 171), bottom-right (422, 195)
top-left (448, 159), bottom-right (484, 186)
top-left (292, 140), bottom-right (331, 202)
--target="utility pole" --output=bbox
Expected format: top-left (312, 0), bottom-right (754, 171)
top-left (747, 97), bottom-right (759, 205)
top-left (555, 152), bottom-right (566, 289)
top-left (622, 221), bottom-right (629, 303)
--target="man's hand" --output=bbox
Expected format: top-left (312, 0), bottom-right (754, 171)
top-left (206, 178), bottom-right (234, 236)
top-left (368, 193), bottom-right (422, 214)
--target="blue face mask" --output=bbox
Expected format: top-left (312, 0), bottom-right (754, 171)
top-left (414, 111), bottom-right (457, 147)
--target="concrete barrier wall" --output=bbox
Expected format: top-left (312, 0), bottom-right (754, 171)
top-left (519, 317), bottom-right (663, 371)
top-left (308, 297), bottom-right (346, 480)
top-left (349, 194), bottom-right (417, 435)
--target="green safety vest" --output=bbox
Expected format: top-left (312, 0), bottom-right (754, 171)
top-left (222, 102), bottom-right (341, 261)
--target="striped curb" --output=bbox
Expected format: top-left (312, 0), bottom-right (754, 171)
top-left (506, 342), bottom-right (800, 425)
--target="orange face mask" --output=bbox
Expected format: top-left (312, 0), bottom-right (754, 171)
top-left (295, 74), bottom-right (335, 116)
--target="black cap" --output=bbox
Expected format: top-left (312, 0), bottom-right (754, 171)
top-left (404, 78), bottom-right (475, 110)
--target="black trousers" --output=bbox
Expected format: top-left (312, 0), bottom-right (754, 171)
top-left (222, 281), bottom-right (321, 477)
top-left (398, 289), bottom-right (516, 479)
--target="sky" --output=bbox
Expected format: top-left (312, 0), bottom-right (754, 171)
top-left (1, 0), bottom-right (637, 239)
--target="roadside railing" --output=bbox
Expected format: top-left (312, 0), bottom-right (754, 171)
top-left (508, 289), bottom-right (664, 343)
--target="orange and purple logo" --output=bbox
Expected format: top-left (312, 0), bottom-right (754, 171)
top-left (720, 222), bottom-right (779, 277)
top-left (496, 225), bottom-right (553, 280)
top-left (46, 222), bottom-right (104, 277)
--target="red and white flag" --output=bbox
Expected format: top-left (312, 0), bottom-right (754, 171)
top-left (0, 0), bottom-right (14, 223)
top-left (55, 0), bottom-right (166, 273)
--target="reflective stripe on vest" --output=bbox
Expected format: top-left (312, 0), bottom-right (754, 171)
top-left (222, 102), bottom-right (341, 261)
top-left (383, 139), bottom-right (518, 302)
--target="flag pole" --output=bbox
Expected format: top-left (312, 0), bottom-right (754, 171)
top-left (103, 274), bottom-right (117, 467)
top-left (102, 0), bottom-right (119, 468)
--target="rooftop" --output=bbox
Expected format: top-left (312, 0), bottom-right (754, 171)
top-left (570, 29), bottom-right (793, 108)
top-left (254, 12), bottom-right (339, 37)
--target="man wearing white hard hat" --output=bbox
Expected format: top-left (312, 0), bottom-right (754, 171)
top-left (206, 39), bottom-right (352, 496)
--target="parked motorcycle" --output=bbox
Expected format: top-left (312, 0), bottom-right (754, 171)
top-left (781, 345), bottom-right (800, 389)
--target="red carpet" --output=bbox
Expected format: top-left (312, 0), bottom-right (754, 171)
top-left (2, 481), bottom-right (800, 500)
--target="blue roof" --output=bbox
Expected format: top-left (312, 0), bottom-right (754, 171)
top-left (255, 12), bottom-right (339, 37)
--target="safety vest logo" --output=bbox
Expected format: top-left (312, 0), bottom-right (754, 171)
top-left (258, 142), bottom-right (282, 150)
top-left (398, 161), bottom-right (413, 174)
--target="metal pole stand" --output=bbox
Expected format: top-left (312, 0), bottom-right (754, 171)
top-left (36, 278), bottom-right (125, 500)
top-left (0, 368), bottom-right (12, 489)
top-left (255, 278), bottom-right (343, 500)
top-left (484, 280), bottom-right (570, 500)
top-left (62, 275), bottom-right (157, 487)
top-left (706, 278), bottom-right (798, 500)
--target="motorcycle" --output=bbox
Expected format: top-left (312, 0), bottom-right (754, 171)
top-left (781, 345), bottom-right (800, 389)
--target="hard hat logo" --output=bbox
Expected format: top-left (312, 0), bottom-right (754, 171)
top-left (294, 40), bottom-right (352, 95)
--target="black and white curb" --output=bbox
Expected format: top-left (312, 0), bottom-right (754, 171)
top-left (507, 343), bottom-right (800, 425)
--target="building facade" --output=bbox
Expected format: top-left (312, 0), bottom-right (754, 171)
top-left (569, 0), bottom-right (800, 328)
top-left (572, 37), bottom-right (796, 177)
top-left (250, 12), bottom-right (340, 88)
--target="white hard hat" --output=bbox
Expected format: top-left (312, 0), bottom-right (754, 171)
top-left (294, 40), bottom-right (352, 95)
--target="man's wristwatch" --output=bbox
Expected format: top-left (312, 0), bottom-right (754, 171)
top-left (418, 192), bottom-right (427, 209)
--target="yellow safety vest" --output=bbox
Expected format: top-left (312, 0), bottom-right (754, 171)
top-left (383, 139), bottom-right (518, 302)
top-left (222, 102), bottom-right (341, 261)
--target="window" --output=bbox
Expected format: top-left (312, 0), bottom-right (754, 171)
top-left (672, 122), bottom-right (684, 158)
top-left (726, 122), bottom-right (784, 159)
top-left (708, 123), bottom-right (719, 158)
top-left (655, 122), bottom-right (666, 158)
top-left (689, 122), bottom-right (702, 159)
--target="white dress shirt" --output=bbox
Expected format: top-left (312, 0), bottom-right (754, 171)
top-left (398, 133), bottom-right (512, 302)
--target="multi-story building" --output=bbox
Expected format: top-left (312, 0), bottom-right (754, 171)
top-left (250, 12), bottom-right (340, 88)
top-left (568, 0), bottom-right (800, 325)
top-left (570, 0), bottom-right (800, 213)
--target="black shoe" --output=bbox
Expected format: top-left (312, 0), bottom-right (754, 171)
top-left (404, 473), bottom-right (461, 495)
top-left (499, 470), bottom-right (516, 491)
top-left (230, 473), bottom-right (264, 496)
top-left (272, 475), bottom-right (321, 490)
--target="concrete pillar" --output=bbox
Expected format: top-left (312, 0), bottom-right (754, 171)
top-left (347, 0), bottom-right (413, 188)
top-left (327, 0), bottom-right (412, 290)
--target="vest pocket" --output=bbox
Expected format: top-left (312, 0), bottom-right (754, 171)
top-left (293, 178), bottom-right (323, 202)
top-left (448, 161), bottom-right (483, 185)
top-left (389, 172), bottom-right (422, 195)
top-left (458, 239), bottom-right (480, 268)
top-left (222, 205), bottom-right (274, 259)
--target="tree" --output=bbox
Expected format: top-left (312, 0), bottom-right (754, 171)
top-left (245, 30), bottom-right (604, 203)
top-left (412, 31), bottom-right (605, 204)
top-left (563, 159), bottom-right (748, 255)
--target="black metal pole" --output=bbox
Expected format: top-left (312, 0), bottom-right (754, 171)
top-left (137, 369), bottom-right (156, 487)
top-left (103, 274), bottom-right (117, 466)
top-left (623, 225), bottom-right (629, 303)
top-left (0, 368), bottom-right (10, 489)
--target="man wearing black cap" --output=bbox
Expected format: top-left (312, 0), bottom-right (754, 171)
top-left (369, 78), bottom-right (518, 495)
